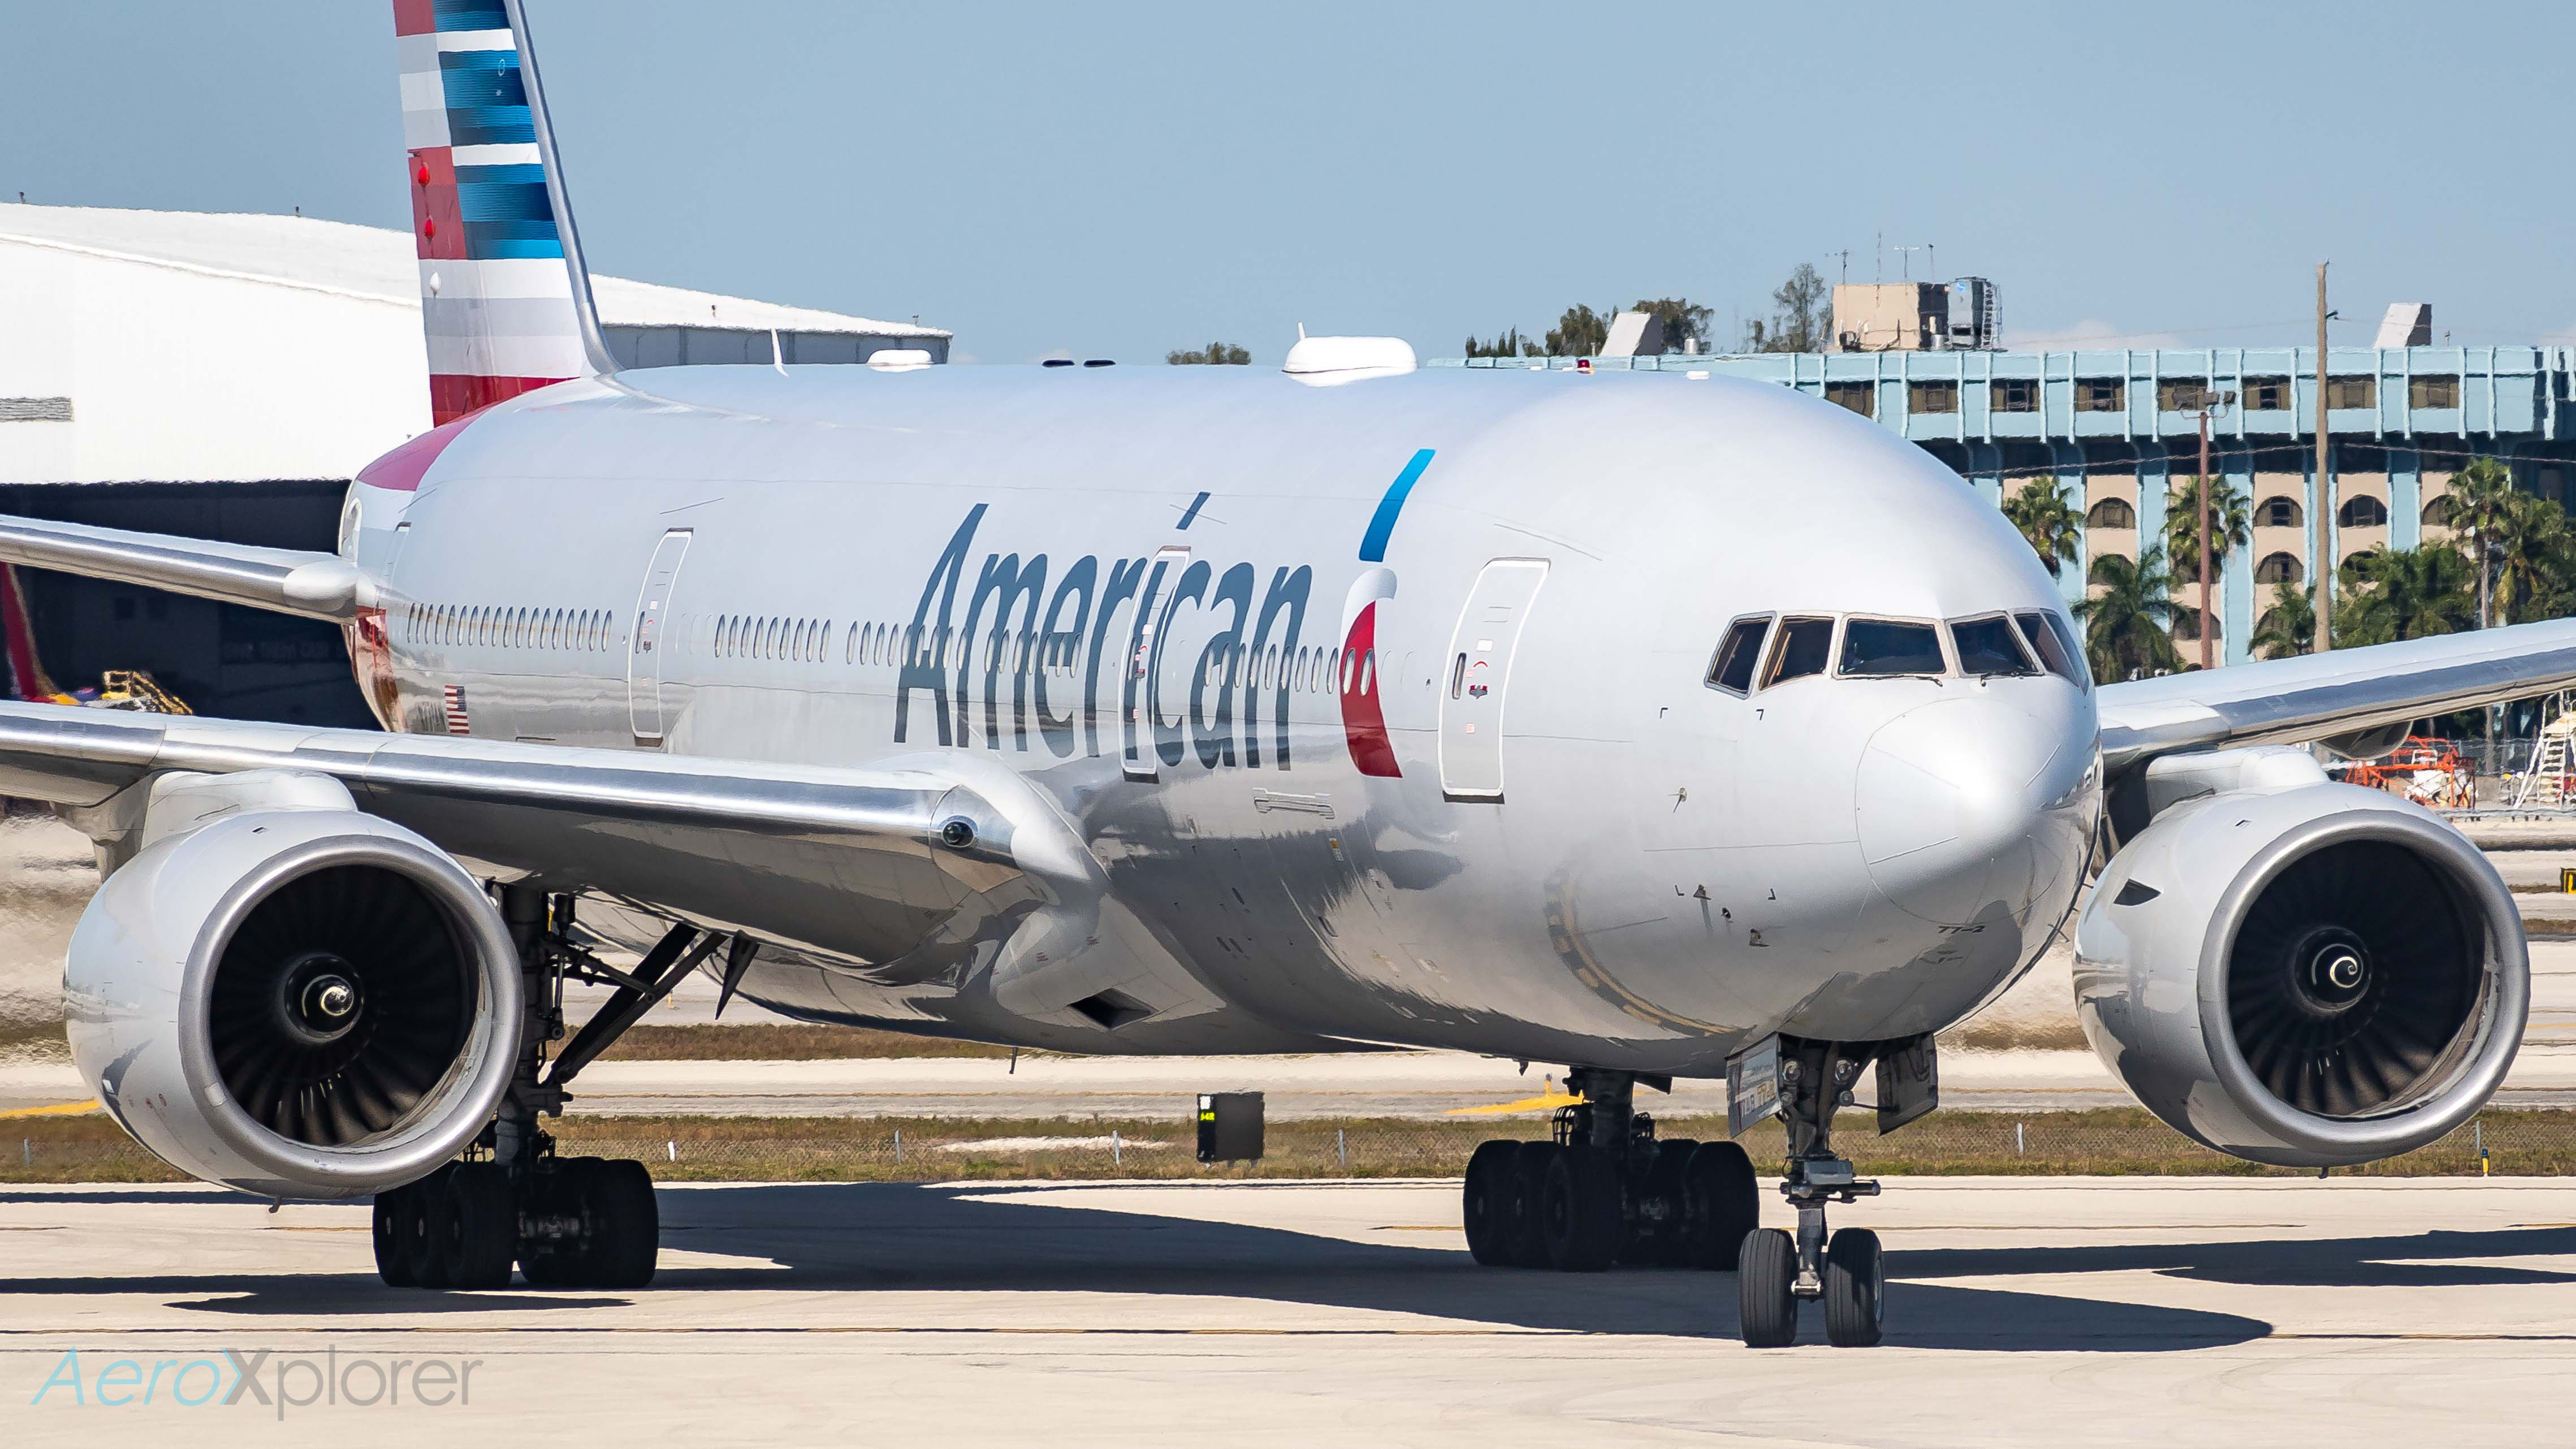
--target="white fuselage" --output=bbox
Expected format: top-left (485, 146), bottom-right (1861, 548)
top-left (342, 362), bottom-right (2102, 1074)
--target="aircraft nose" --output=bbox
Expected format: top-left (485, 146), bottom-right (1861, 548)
top-left (1855, 695), bottom-right (2060, 926)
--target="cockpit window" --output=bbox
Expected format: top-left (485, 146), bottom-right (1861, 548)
top-left (2015, 610), bottom-right (2090, 690)
top-left (1761, 616), bottom-right (1835, 687)
top-left (1705, 615), bottom-right (1771, 696)
top-left (1950, 615), bottom-right (2038, 676)
top-left (1838, 618), bottom-right (1946, 677)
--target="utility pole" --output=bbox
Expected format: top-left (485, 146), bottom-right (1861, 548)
top-left (2312, 262), bottom-right (2333, 654)
top-left (2191, 388), bottom-right (2237, 671)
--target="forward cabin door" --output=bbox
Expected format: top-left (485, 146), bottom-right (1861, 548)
top-left (1438, 557), bottom-right (1548, 802)
top-left (627, 528), bottom-right (694, 742)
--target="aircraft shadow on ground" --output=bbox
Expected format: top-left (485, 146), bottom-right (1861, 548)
top-left (15, 1183), bottom-right (2573, 1349)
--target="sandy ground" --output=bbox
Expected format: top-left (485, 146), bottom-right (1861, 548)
top-left (2, 1175), bottom-right (2571, 1444)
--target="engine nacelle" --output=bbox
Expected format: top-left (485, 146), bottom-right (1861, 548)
top-left (64, 778), bottom-right (521, 1199)
top-left (2076, 766), bottom-right (2525, 1168)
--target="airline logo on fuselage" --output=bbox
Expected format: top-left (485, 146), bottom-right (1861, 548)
top-left (893, 450), bottom-right (1432, 778)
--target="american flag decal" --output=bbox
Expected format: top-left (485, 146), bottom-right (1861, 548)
top-left (442, 684), bottom-right (472, 736)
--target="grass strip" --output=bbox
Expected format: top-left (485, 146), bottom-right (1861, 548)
top-left (5, 1108), bottom-right (2571, 1186)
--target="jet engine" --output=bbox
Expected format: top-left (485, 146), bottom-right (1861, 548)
top-left (2074, 753), bottom-right (2525, 1168)
top-left (63, 773), bottom-right (521, 1199)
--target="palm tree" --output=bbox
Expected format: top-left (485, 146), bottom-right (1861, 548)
top-left (2446, 457), bottom-right (2518, 628)
top-left (2250, 581), bottom-right (2315, 659)
top-left (2074, 546), bottom-right (2182, 682)
top-left (2332, 544), bottom-right (2477, 645)
top-left (2491, 491), bottom-right (2576, 624)
top-left (2000, 478), bottom-right (2082, 578)
top-left (2161, 474), bottom-right (2251, 586)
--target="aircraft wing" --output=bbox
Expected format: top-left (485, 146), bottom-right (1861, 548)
top-left (0, 700), bottom-right (1050, 974)
top-left (2096, 617), bottom-right (2576, 770)
top-left (0, 514), bottom-right (374, 624)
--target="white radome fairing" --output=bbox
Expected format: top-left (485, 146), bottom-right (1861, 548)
top-left (64, 790), bottom-right (521, 1199)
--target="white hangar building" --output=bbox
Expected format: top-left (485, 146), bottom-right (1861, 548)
top-left (0, 204), bottom-right (949, 724)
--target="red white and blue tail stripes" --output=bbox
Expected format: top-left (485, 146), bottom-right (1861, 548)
top-left (395, 0), bottom-right (589, 423)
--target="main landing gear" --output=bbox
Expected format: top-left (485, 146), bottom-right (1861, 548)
top-left (1461, 1068), bottom-right (1762, 1274)
top-left (1460, 1046), bottom-right (1894, 1349)
top-left (374, 887), bottom-right (741, 1291)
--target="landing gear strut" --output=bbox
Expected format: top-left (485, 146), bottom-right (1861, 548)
top-left (373, 887), bottom-right (734, 1291)
top-left (1460, 1067), bottom-right (1760, 1274)
top-left (1737, 1038), bottom-right (1883, 1348)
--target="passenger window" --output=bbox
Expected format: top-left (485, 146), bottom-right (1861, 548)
top-left (1950, 615), bottom-right (2037, 676)
top-left (2014, 611), bottom-right (2089, 690)
top-left (1761, 617), bottom-right (1835, 687)
top-left (1838, 618), bottom-right (1946, 677)
top-left (1705, 615), bottom-right (1771, 696)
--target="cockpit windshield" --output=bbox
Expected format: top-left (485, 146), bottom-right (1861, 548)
top-left (2013, 611), bottom-right (2090, 690)
top-left (1762, 617), bottom-right (1835, 687)
top-left (1838, 618), bottom-right (1946, 677)
top-left (1950, 615), bottom-right (2039, 676)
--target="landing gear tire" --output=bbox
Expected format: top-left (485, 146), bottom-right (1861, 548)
top-left (587, 1158), bottom-right (661, 1289)
top-left (521, 1157), bottom-right (660, 1289)
top-left (1622, 1137), bottom-right (1697, 1266)
top-left (1823, 1227), bottom-right (1883, 1348)
top-left (1503, 1142), bottom-right (1555, 1267)
top-left (1737, 1227), bottom-right (1799, 1348)
top-left (1682, 1140), bottom-right (1760, 1271)
top-left (372, 1183), bottom-right (420, 1287)
top-left (401, 1163), bottom-right (460, 1288)
top-left (1539, 1144), bottom-right (1622, 1273)
top-left (1462, 1140), bottom-right (1522, 1267)
top-left (440, 1163), bottom-right (518, 1290)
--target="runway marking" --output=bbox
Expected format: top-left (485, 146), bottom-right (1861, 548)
top-left (1373, 1225), bottom-right (1463, 1232)
top-left (0, 1100), bottom-right (98, 1121)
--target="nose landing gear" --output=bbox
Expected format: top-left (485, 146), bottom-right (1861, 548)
top-left (1739, 1037), bottom-right (1891, 1347)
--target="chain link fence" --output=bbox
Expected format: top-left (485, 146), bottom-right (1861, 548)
top-left (8, 1108), bottom-right (2575, 1186)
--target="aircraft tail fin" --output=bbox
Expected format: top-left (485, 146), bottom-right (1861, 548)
top-left (394, 0), bottom-right (612, 425)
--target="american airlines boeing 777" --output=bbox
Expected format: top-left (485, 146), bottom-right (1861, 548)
top-left (0, 1), bottom-right (2563, 1347)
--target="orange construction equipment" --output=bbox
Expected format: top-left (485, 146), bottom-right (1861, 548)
top-left (2342, 736), bottom-right (2473, 808)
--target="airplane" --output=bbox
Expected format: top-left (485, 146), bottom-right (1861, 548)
top-left (0, 0), bottom-right (2561, 1347)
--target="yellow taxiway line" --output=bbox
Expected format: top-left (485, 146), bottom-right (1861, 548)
top-left (0, 1100), bottom-right (100, 1121)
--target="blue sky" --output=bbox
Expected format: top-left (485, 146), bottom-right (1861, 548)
top-left (7, 2), bottom-right (2574, 364)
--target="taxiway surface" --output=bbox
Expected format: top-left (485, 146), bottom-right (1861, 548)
top-left (1, 1175), bottom-right (2569, 1445)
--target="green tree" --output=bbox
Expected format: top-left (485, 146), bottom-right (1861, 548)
top-left (2250, 581), bottom-right (2315, 660)
top-left (2332, 544), bottom-right (2477, 645)
top-left (2445, 456), bottom-right (2518, 627)
top-left (1167, 341), bottom-right (1251, 365)
top-left (2161, 474), bottom-right (2251, 585)
top-left (2491, 491), bottom-right (2576, 624)
top-left (1739, 262), bottom-right (1831, 353)
top-left (1463, 328), bottom-right (1541, 358)
top-left (1628, 297), bottom-right (1714, 351)
top-left (2000, 478), bottom-right (2082, 578)
top-left (1544, 305), bottom-right (1611, 357)
top-left (2074, 546), bottom-right (2182, 683)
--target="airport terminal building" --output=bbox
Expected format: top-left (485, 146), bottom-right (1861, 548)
top-left (0, 204), bottom-right (949, 724)
top-left (1436, 343), bottom-right (2576, 665)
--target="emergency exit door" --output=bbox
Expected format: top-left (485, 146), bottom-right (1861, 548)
top-left (1438, 558), bottom-right (1548, 802)
top-left (627, 528), bottom-right (693, 742)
